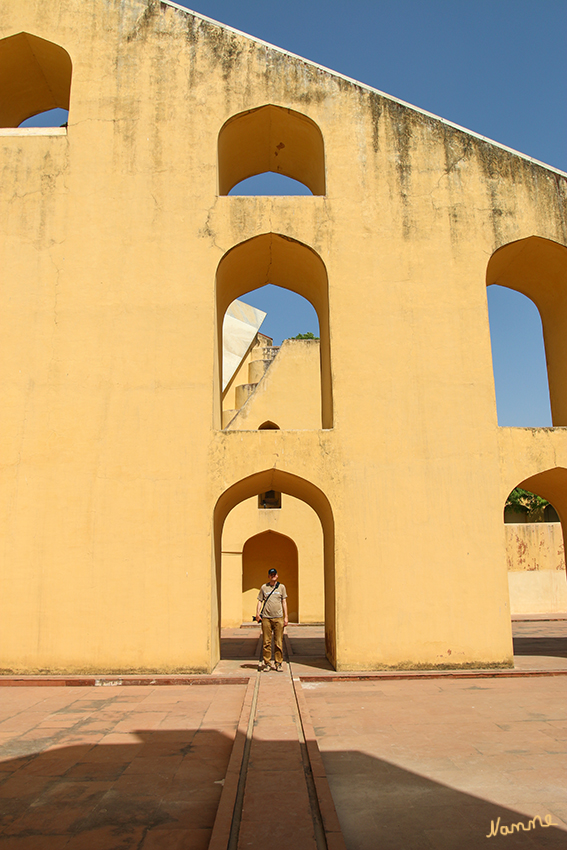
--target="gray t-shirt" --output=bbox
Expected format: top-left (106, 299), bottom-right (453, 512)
top-left (257, 582), bottom-right (287, 619)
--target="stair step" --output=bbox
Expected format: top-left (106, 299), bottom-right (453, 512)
top-left (222, 408), bottom-right (238, 428)
top-left (248, 359), bottom-right (272, 383)
top-left (235, 383), bottom-right (258, 409)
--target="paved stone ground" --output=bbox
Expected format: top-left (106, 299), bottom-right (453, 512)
top-left (0, 685), bottom-right (246, 849)
top-left (0, 616), bottom-right (566, 849)
top-left (303, 676), bottom-right (567, 850)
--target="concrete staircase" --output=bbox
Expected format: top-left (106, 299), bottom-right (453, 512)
top-left (223, 340), bottom-right (280, 428)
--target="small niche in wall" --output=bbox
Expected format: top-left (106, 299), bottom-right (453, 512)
top-left (258, 490), bottom-right (282, 509)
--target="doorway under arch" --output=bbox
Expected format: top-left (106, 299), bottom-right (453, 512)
top-left (213, 468), bottom-right (335, 668)
top-left (242, 530), bottom-right (299, 623)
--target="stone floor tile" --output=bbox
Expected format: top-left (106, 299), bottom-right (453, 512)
top-left (140, 828), bottom-right (211, 849)
top-left (153, 800), bottom-right (219, 830)
top-left (64, 762), bottom-right (129, 781)
top-left (0, 836), bottom-right (70, 849)
top-left (64, 825), bottom-right (146, 849)
top-left (121, 755), bottom-right (183, 775)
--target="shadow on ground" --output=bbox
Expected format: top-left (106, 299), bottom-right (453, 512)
top-left (220, 634), bottom-right (260, 659)
top-left (0, 729), bottom-right (230, 849)
top-left (512, 636), bottom-right (567, 658)
top-left (1, 730), bottom-right (565, 849)
top-left (323, 750), bottom-right (566, 850)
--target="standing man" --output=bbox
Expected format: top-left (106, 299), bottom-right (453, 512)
top-left (255, 568), bottom-right (288, 671)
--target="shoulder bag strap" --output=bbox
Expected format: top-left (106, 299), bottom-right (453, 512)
top-left (260, 581), bottom-right (280, 617)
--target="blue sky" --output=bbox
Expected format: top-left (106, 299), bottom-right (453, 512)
top-left (26, 1), bottom-right (566, 426)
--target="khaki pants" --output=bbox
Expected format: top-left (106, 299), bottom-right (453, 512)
top-left (261, 617), bottom-right (284, 664)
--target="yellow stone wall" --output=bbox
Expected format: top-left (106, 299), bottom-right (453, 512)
top-left (506, 523), bottom-right (567, 614)
top-left (1, 0), bottom-right (566, 672)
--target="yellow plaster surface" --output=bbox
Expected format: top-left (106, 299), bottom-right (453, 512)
top-left (1, 0), bottom-right (566, 672)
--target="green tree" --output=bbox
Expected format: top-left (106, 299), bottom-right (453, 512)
top-left (289, 331), bottom-right (319, 340)
top-left (505, 487), bottom-right (548, 520)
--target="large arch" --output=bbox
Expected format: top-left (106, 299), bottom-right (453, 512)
top-left (0, 32), bottom-right (72, 128)
top-left (212, 469), bottom-right (336, 668)
top-left (215, 233), bottom-right (333, 429)
top-left (218, 104), bottom-right (325, 195)
top-left (487, 236), bottom-right (567, 425)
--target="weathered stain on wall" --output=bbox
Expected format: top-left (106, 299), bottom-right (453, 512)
top-left (506, 523), bottom-right (565, 572)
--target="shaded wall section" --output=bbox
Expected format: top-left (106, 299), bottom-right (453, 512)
top-left (242, 530), bottom-right (298, 622)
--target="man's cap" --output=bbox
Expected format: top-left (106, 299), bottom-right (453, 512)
top-left (268, 568), bottom-right (277, 575)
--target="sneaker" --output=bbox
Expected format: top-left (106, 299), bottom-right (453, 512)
top-left (258, 661), bottom-right (270, 672)
top-left (275, 662), bottom-right (283, 672)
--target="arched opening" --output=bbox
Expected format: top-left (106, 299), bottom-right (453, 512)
top-left (0, 33), bottom-right (72, 128)
top-left (487, 286), bottom-right (552, 426)
top-left (228, 172), bottom-right (312, 196)
top-left (215, 233), bottom-right (333, 429)
top-left (19, 107), bottom-right (68, 128)
top-left (242, 531), bottom-right (299, 623)
top-left (213, 469), bottom-right (335, 668)
top-left (504, 468), bottom-right (567, 615)
top-left (487, 237), bottom-right (567, 425)
top-left (259, 421), bottom-right (280, 430)
top-left (218, 104), bottom-right (325, 196)
top-left (222, 285), bottom-right (321, 430)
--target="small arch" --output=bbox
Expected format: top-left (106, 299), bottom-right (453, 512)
top-left (504, 487), bottom-right (556, 523)
top-left (487, 237), bottom-right (567, 425)
top-left (515, 468), bottom-right (567, 526)
top-left (229, 172), bottom-right (312, 196)
top-left (0, 32), bottom-right (72, 128)
top-left (218, 104), bottom-right (325, 196)
top-left (19, 107), bottom-right (68, 129)
top-left (242, 530), bottom-right (299, 623)
top-left (215, 233), bottom-right (333, 429)
top-left (504, 468), bottom-right (567, 615)
top-left (258, 421), bottom-right (280, 430)
top-left (213, 469), bottom-right (336, 668)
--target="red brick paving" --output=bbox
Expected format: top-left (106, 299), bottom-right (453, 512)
top-left (0, 685), bottom-right (245, 849)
